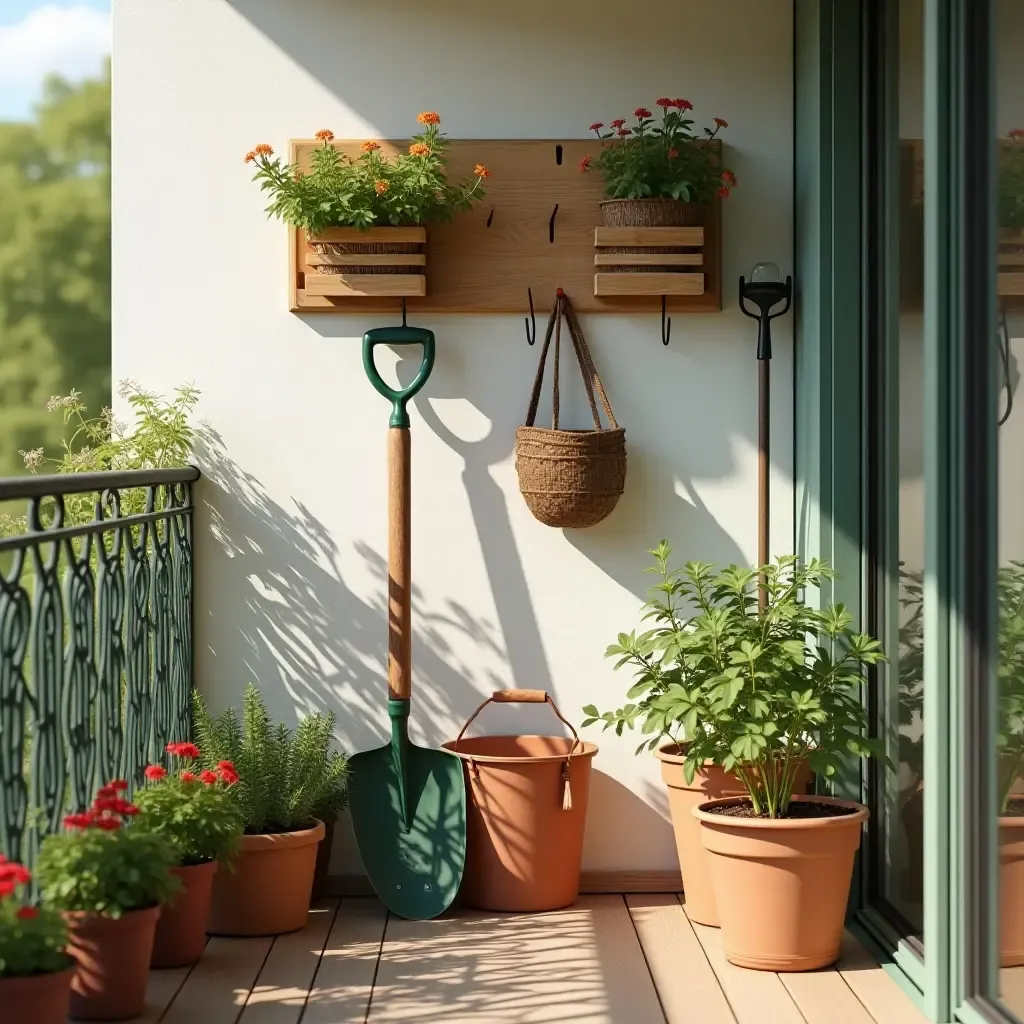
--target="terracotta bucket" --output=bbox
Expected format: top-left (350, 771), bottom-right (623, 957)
top-left (658, 744), bottom-right (812, 927)
top-left (694, 794), bottom-right (868, 971)
top-left (65, 905), bottom-right (161, 1020)
top-left (1000, 814), bottom-right (1024, 966)
top-left (152, 860), bottom-right (217, 968)
top-left (0, 965), bottom-right (74, 1024)
top-left (443, 689), bottom-right (598, 912)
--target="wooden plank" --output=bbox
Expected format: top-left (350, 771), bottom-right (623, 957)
top-left (594, 272), bottom-right (705, 297)
top-left (837, 932), bottom-right (929, 1024)
top-left (999, 252), bottom-right (1024, 267)
top-left (303, 898), bottom-right (387, 1024)
top-left (626, 894), bottom-right (735, 1024)
top-left (594, 252), bottom-right (703, 267)
top-left (306, 253), bottom-right (427, 267)
top-left (367, 895), bottom-right (664, 1023)
top-left (1000, 228), bottom-right (1024, 246)
top-left (309, 227), bottom-right (426, 244)
top-left (686, 908), bottom-right (806, 1024)
top-left (999, 272), bottom-right (1024, 296)
top-left (779, 968), bottom-right (876, 1024)
top-left (238, 900), bottom-right (338, 1023)
top-left (303, 274), bottom-right (427, 298)
top-left (160, 936), bottom-right (273, 1024)
top-left (594, 226), bottom-right (705, 247)
top-left (138, 961), bottom-right (199, 1023)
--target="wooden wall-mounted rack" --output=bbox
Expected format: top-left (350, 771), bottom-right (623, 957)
top-left (593, 227), bottom-right (705, 298)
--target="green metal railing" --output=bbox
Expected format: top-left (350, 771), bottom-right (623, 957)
top-left (0, 467), bottom-right (199, 865)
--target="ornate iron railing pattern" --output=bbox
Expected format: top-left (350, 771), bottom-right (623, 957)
top-left (0, 467), bottom-right (199, 864)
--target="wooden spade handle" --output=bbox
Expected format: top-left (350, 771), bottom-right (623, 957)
top-left (388, 427), bottom-right (411, 700)
top-left (491, 689), bottom-right (548, 703)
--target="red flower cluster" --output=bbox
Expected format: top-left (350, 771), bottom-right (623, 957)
top-left (714, 117), bottom-right (729, 128)
top-left (1010, 129), bottom-right (1024, 140)
top-left (180, 771), bottom-right (198, 783)
top-left (589, 122), bottom-right (604, 132)
top-left (64, 780), bottom-right (140, 832)
top-left (634, 107), bottom-right (652, 118)
top-left (166, 742), bottom-right (200, 759)
top-left (0, 855), bottom-right (32, 898)
top-left (579, 155), bottom-right (592, 173)
top-left (656, 98), bottom-right (672, 109)
top-left (610, 118), bottom-right (626, 129)
top-left (144, 764), bottom-right (167, 781)
top-left (217, 760), bottom-right (240, 786)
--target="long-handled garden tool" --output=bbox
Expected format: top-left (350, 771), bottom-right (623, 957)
top-left (347, 317), bottom-right (467, 920)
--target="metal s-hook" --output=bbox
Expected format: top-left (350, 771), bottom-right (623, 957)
top-left (661, 296), bottom-right (671, 346)
top-left (525, 287), bottom-right (536, 345)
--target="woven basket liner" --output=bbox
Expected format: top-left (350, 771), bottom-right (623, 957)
top-left (599, 199), bottom-right (706, 273)
top-left (515, 292), bottom-right (626, 529)
top-left (308, 238), bottom-right (422, 276)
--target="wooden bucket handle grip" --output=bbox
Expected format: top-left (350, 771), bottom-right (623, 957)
top-left (491, 688), bottom-right (547, 703)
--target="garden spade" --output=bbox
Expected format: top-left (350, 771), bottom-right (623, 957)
top-left (348, 319), bottom-right (467, 920)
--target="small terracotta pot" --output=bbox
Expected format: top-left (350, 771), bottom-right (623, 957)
top-left (208, 819), bottom-right (325, 936)
top-left (657, 743), bottom-right (811, 927)
top-left (65, 905), bottom-right (161, 1020)
top-left (1000, 814), bottom-right (1024, 966)
top-left (694, 794), bottom-right (868, 971)
top-left (151, 860), bottom-right (217, 968)
top-left (0, 965), bottom-right (74, 1024)
top-left (312, 817), bottom-right (336, 899)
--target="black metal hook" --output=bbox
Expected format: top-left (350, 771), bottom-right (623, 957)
top-left (401, 297), bottom-right (407, 327)
top-left (486, 207), bottom-right (494, 228)
top-left (661, 296), bottom-right (671, 346)
top-left (549, 205), bottom-right (559, 244)
top-left (525, 288), bottom-right (536, 345)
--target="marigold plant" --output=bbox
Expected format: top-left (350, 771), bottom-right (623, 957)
top-left (582, 98), bottom-right (736, 204)
top-left (133, 744), bottom-right (245, 867)
top-left (0, 857), bottom-right (69, 977)
top-left (246, 113), bottom-right (489, 232)
top-left (1000, 129), bottom-right (1024, 228)
top-left (35, 781), bottom-right (180, 917)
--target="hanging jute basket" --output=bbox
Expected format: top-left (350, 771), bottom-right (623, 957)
top-left (515, 290), bottom-right (626, 529)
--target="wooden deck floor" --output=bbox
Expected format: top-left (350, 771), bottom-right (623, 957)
top-left (129, 895), bottom-right (927, 1024)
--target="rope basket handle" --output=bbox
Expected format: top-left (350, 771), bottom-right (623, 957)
top-left (453, 688), bottom-right (583, 811)
top-left (523, 290), bottom-right (619, 432)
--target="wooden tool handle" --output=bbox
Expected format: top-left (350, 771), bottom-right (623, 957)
top-left (388, 427), bottom-right (412, 700)
top-left (491, 689), bottom-right (548, 703)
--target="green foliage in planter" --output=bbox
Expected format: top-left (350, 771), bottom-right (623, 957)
top-left (585, 545), bottom-right (887, 818)
top-left (0, 858), bottom-right (69, 977)
top-left (192, 685), bottom-right (349, 835)
top-left (1000, 130), bottom-right (1024, 228)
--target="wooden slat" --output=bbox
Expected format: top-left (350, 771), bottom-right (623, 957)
top-left (303, 898), bottom-right (387, 1024)
top-left (306, 253), bottom-right (427, 267)
top-left (779, 968), bottom-right (876, 1024)
top-left (626, 894), bottom-right (735, 1024)
top-left (309, 227), bottom-right (426, 244)
top-left (367, 895), bottom-right (664, 1023)
top-left (303, 274), bottom-right (427, 298)
top-left (138, 961), bottom-right (199, 1023)
top-left (594, 272), bottom-right (705, 297)
top-left (594, 226), bottom-right (705, 247)
top-left (686, 908), bottom-right (806, 1024)
top-left (238, 900), bottom-right (339, 1023)
top-left (1000, 228), bottom-right (1024, 246)
top-left (594, 252), bottom-right (703, 267)
top-left (837, 933), bottom-right (928, 1024)
top-left (999, 252), bottom-right (1024, 267)
top-left (161, 937), bottom-right (273, 1024)
top-left (999, 272), bottom-right (1024, 296)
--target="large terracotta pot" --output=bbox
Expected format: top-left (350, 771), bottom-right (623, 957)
top-left (151, 860), bottom-right (217, 968)
top-left (65, 905), bottom-right (161, 1020)
top-left (1000, 814), bottom-right (1024, 966)
top-left (657, 743), bottom-right (811, 927)
top-left (0, 965), bottom-right (74, 1024)
top-left (694, 794), bottom-right (868, 971)
top-left (208, 819), bottom-right (325, 936)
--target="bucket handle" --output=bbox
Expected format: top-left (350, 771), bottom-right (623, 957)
top-left (454, 689), bottom-right (582, 812)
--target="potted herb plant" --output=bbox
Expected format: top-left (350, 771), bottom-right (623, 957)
top-left (35, 781), bottom-right (179, 1020)
top-left (581, 98), bottom-right (736, 228)
top-left (192, 685), bottom-right (349, 936)
top-left (583, 542), bottom-right (810, 928)
top-left (134, 745), bottom-right (244, 968)
top-left (0, 857), bottom-right (73, 1024)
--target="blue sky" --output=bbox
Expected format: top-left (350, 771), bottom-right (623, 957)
top-left (0, 0), bottom-right (110, 121)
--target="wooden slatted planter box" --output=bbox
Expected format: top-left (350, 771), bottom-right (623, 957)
top-left (1000, 229), bottom-right (1024, 298)
top-left (303, 227), bottom-right (427, 298)
top-left (593, 227), bottom-right (705, 298)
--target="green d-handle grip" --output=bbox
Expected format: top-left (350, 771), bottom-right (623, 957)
top-left (362, 326), bottom-right (436, 428)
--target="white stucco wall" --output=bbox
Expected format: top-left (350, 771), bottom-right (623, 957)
top-left (112, 0), bottom-right (794, 876)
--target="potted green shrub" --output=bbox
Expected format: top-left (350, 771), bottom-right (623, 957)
top-left (584, 542), bottom-right (811, 927)
top-left (36, 781), bottom-right (179, 1020)
top-left (192, 685), bottom-right (349, 936)
top-left (581, 98), bottom-right (736, 228)
top-left (0, 857), bottom-right (73, 1024)
top-left (134, 745), bottom-right (244, 967)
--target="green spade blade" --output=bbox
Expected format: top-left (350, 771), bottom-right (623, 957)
top-left (348, 701), bottom-right (466, 920)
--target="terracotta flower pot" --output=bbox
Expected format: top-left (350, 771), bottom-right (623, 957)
top-left (1000, 812), bottom-right (1024, 966)
top-left (208, 819), bottom-right (325, 936)
top-left (65, 905), bottom-right (161, 1020)
top-left (0, 965), bottom-right (74, 1024)
top-left (151, 860), bottom-right (217, 968)
top-left (694, 794), bottom-right (868, 971)
top-left (657, 743), bottom-right (812, 927)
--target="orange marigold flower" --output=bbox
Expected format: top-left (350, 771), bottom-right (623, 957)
top-left (254, 144), bottom-right (273, 157)
top-left (656, 98), bottom-right (672, 109)
top-left (579, 155), bottom-right (592, 173)
top-left (244, 151), bottom-right (257, 164)
top-left (474, 163), bottom-right (491, 178)
top-left (315, 129), bottom-right (335, 142)
top-left (409, 142), bottom-right (430, 156)
top-left (634, 107), bottom-right (652, 118)
top-left (417, 112), bottom-right (441, 125)
top-left (361, 140), bottom-right (381, 153)
top-left (714, 117), bottom-right (729, 128)
top-left (375, 180), bottom-right (389, 194)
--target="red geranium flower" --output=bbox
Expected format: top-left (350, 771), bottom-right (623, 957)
top-left (616, 128), bottom-right (631, 138)
top-left (1009, 129), bottom-right (1024, 139)
top-left (718, 186), bottom-right (731, 198)
top-left (218, 766), bottom-right (240, 785)
top-left (721, 169), bottom-right (737, 186)
top-left (589, 122), bottom-right (604, 131)
top-left (656, 98), bottom-right (672, 109)
top-left (145, 764), bottom-right (167, 781)
top-left (610, 118), bottom-right (626, 128)
top-left (63, 812), bottom-right (94, 830)
top-left (16, 906), bottom-right (39, 920)
top-left (94, 817), bottom-right (121, 831)
top-left (92, 797), bottom-right (118, 813)
top-left (0, 862), bottom-right (31, 885)
top-left (109, 779), bottom-right (128, 792)
top-left (167, 742), bottom-right (200, 759)
top-left (179, 771), bottom-right (198, 783)
top-left (96, 785), bottom-right (117, 800)
top-left (114, 800), bottom-right (140, 816)
top-left (714, 117), bottom-right (729, 128)
top-left (216, 761), bottom-right (235, 772)
top-left (673, 99), bottom-right (694, 111)
top-left (0, 881), bottom-right (15, 898)
top-left (634, 107), bottom-right (652, 118)
top-left (579, 155), bottom-right (591, 173)
top-left (200, 770), bottom-right (219, 785)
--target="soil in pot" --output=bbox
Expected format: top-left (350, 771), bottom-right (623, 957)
top-left (694, 794), bottom-right (868, 971)
top-left (0, 964), bottom-right (74, 1024)
top-left (658, 743), bottom-right (811, 927)
top-left (151, 860), bottom-right (217, 969)
top-left (208, 819), bottom-right (325, 936)
top-left (65, 905), bottom-right (161, 1020)
top-left (1000, 799), bottom-right (1024, 966)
